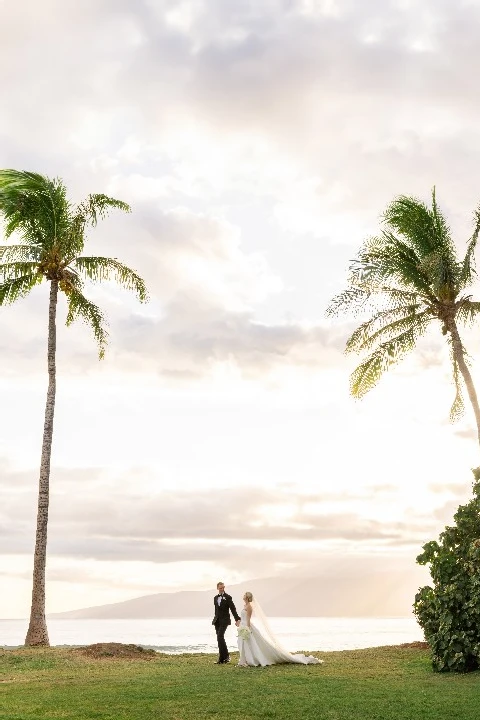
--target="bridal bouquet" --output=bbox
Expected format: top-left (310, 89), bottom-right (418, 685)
top-left (237, 627), bottom-right (251, 640)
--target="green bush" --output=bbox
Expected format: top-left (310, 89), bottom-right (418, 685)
top-left (414, 469), bottom-right (480, 672)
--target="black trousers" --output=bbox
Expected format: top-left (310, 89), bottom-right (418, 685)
top-left (214, 621), bottom-right (229, 661)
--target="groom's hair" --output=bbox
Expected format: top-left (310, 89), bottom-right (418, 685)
top-left (216, 581), bottom-right (224, 588)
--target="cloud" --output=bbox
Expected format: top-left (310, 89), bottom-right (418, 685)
top-left (114, 301), bottom-right (344, 379)
top-left (453, 427), bottom-right (478, 442)
top-left (1, 461), bottom-right (444, 568)
top-left (3, 0), bottom-right (480, 221)
top-left (2, 0), bottom-right (480, 615)
top-left (428, 480), bottom-right (473, 497)
top-left (0, 203), bottom-right (345, 380)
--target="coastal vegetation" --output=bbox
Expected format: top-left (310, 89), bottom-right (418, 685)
top-left (2, 644), bottom-right (479, 720)
top-left (0, 170), bottom-right (148, 646)
top-left (414, 470), bottom-right (480, 672)
top-left (328, 190), bottom-right (480, 673)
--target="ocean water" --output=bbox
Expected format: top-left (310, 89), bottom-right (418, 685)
top-left (1, 616), bottom-right (423, 653)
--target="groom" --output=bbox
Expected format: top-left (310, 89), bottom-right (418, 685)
top-left (212, 581), bottom-right (240, 664)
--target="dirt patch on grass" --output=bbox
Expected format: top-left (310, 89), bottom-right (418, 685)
top-left (397, 642), bottom-right (429, 649)
top-left (73, 643), bottom-right (158, 660)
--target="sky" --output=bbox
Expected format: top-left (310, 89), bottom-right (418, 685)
top-left (2, 0), bottom-right (480, 619)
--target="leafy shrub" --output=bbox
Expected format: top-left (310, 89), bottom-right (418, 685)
top-left (414, 469), bottom-right (480, 672)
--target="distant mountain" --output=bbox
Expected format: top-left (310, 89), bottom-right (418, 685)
top-left (48, 563), bottom-right (429, 619)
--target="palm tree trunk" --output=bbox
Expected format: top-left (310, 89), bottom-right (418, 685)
top-left (449, 320), bottom-right (480, 449)
top-left (25, 280), bottom-right (58, 646)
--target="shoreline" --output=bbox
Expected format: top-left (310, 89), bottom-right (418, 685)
top-left (1, 640), bottom-right (429, 654)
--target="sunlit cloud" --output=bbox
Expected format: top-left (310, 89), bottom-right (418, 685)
top-left (2, 0), bottom-right (480, 618)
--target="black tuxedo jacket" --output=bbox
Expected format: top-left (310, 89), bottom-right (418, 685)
top-left (212, 592), bottom-right (240, 626)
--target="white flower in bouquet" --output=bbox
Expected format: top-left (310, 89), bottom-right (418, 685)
top-left (237, 627), bottom-right (251, 640)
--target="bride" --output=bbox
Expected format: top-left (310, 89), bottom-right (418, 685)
top-left (236, 591), bottom-right (322, 667)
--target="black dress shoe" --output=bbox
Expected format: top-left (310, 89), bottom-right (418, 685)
top-left (224, 657), bottom-right (231, 664)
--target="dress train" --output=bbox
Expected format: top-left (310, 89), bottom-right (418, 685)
top-left (236, 609), bottom-right (321, 666)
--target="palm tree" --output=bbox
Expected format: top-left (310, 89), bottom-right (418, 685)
top-left (0, 170), bottom-right (148, 646)
top-left (327, 189), bottom-right (480, 448)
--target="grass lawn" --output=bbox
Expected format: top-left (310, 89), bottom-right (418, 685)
top-left (1, 643), bottom-right (480, 720)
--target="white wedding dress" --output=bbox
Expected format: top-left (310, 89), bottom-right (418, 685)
top-left (237, 608), bottom-right (321, 667)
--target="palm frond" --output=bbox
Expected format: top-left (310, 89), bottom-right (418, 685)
top-left (350, 233), bottom-right (437, 299)
top-left (360, 232), bottom-right (420, 268)
top-left (0, 169), bottom-right (70, 249)
top-left (0, 244), bottom-right (41, 263)
top-left (346, 305), bottom-right (428, 354)
top-left (0, 272), bottom-right (43, 305)
top-left (327, 280), bottom-right (429, 320)
top-left (417, 249), bottom-right (458, 300)
top-left (355, 309), bottom-right (431, 355)
top-left (430, 187), bottom-right (454, 255)
top-left (79, 194), bottom-right (131, 226)
top-left (350, 319), bottom-right (430, 398)
top-left (326, 287), bottom-right (369, 317)
top-left (383, 191), bottom-right (454, 258)
top-left (65, 288), bottom-right (108, 359)
top-left (64, 195), bottom-right (131, 258)
top-left (378, 287), bottom-right (430, 305)
top-left (456, 299), bottom-right (480, 327)
top-left (384, 190), bottom-right (459, 298)
top-left (0, 261), bottom-right (40, 282)
top-left (72, 256), bottom-right (148, 302)
top-left (459, 204), bottom-right (480, 289)
top-left (449, 348), bottom-right (465, 422)
top-left (383, 194), bottom-right (437, 255)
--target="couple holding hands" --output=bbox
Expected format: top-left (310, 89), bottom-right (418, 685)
top-left (212, 581), bottom-right (322, 667)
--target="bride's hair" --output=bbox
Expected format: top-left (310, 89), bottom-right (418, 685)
top-left (244, 591), bottom-right (253, 602)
